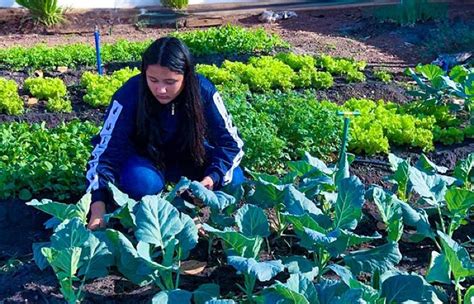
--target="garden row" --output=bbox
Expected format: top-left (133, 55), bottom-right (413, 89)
top-left (1, 60), bottom-right (472, 201)
top-left (0, 25), bottom-right (289, 71)
top-left (27, 147), bottom-right (474, 303)
top-left (0, 52), bottom-right (371, 114)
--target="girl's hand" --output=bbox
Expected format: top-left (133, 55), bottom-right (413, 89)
top-left (87, 201), bottom-right (106, 230)
top-left (200, 176), bottom-right (214, 190)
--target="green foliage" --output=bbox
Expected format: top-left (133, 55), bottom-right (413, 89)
top-left (81, 67), bottom-right (140, 107)
top-left (228, 256), bottom-right (284, 300)
top-left (0, 121), bottom-right (99, 200)
top-left (373, 69), bottom-right (392, 83)
top-left (46, 96), bottom-right (72, 113)
top-left (274, 52), bottom-right (316, 70)
top-left (101, 39), bottom-right (151, 63)
top-left (24, 76), bottom-right (67, 99)
top-left (221, 86), bottom-right (343, 173)
top-left (344, 98), bottom-right (435, 154)
top-left (0, 43), bottom-right (97, 70)
top-left (316, 54), bottom-right (366, 82)
top-left (27, 193), bottom-right (92, 224)
top-left (172, 24), bottom-right (290, 57)
top-left (195, 64), bottom-right (238, 85)
top-left (27, 151), bottom-right (474, 303)
top-left (251, 91), bottom-right (341, 160)
top-left (220, 85), bottom-right (287, 173)
top-left (0, 77), bottom-right (23, 115)
top-left (219, 58), bottom-right (295, 92)
top-left (15, 0), bottom-right (65, 27)
top-left (161, 0), bottom-right (188, 9)
top-left (23, 77), bottom-right (71, 113)
top-left (0, 26), bottom-right (288, 70)
top-left (401, 100), bottom-right (468, 146)
top-left (372, 1), bottom-right (447, 26)
top-left (197, 55), bottom-right (334, 93)
top-left (433, 126), bottom-right (464, 145)
top-left (407, 64), bottom-right (474, 113)
top-left (37, 218), bottom-right (113, 303)
top-left (107, 188), bottom-right (199, 294)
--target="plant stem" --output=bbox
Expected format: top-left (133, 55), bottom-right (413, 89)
top-left (265, 237), bottom-right (272, 258)
top-left (437, 205), bottom-right (447, 234)
top-left (175, 259), bottom-right (181, 289)
top-left (244, 274), bottom-right (256, 302)
top-left (455, 278), bottom-right (462, 304)
top-left (155, 277), bottom-right (166, 291)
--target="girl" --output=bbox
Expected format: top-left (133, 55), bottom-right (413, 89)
top-left (86, 37), bottom-right (244, 230)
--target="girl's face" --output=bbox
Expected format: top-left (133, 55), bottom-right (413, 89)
top-left (146, 64), bottom-right (185, 105)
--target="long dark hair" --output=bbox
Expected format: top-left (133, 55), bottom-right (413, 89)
top-left (135, 37), bottom-right (206, 169)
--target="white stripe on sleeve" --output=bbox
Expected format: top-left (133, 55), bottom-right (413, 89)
top-left (212, 92), bottom-right (244, 185)
top-left (86, 100), bottom-right (123, 192)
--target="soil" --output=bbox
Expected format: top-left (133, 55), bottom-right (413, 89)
top-left (1, 3), bottom-right (474, 303)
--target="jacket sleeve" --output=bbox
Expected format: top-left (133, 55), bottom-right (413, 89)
top-left (85, 92), bottom-right (136, 204)
top-left (203, 88), bottom-right (244, 187)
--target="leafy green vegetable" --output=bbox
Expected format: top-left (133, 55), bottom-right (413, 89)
top-left (228, 256), bottom-right (284, 301)
top-left (81, 67), bottom-right (140, 107)
top-left (0, 77), bottom-right (23, 115)
top-left (0, 121), bottom-right (99, 200)
top-left (37, 218), bottom-right (113, 303)
top-left (0, 26), bottom-right (288, 70)
top-left (380, 270), bottom-right (442, 303)
top-left (24, 76), bottom-right (67, 100)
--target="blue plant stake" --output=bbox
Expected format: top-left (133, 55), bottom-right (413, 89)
top-left (94, 26), bottom-right (103, 75)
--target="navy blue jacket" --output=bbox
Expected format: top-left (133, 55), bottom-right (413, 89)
top-left (85, 74), bottom-right (244, 203)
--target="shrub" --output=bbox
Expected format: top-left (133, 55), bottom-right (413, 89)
top-left (15, 0), bottom-right (65, 27)
top-left (161, 0), bottom-right (188, 10)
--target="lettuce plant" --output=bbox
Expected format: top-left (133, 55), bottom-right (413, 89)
top-left (80, 67), bottom-right (140, 107)
top-left (46, 96), bottom-right (72, 113)
top-left (197, 54), bottom-right (334, 93)
top-left (24, 76), bottom-right (67, 100)
top-left (373, 69), bottom-right (392, 83)
top-left (315, 54), bottom-right (366, 82)
top-left (0, 77), bottom-right (23, 115)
